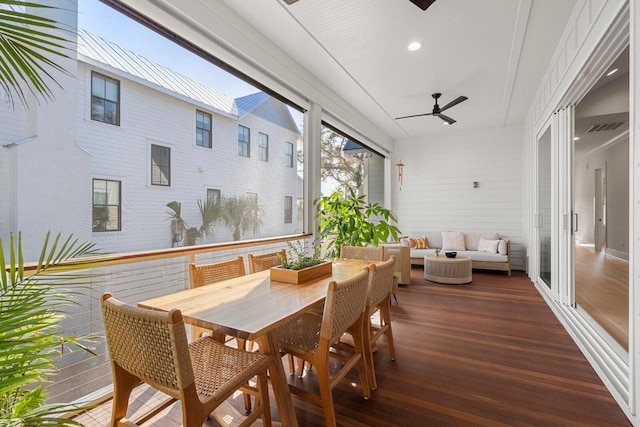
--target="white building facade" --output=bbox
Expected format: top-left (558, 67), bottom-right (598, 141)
top-left (0, 29), bottom-right (303, 260)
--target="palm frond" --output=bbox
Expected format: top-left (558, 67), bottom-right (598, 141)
top-left (0, 231), bottom-right (101, 421)
top-left (0, 1), bottom-right (74, 109)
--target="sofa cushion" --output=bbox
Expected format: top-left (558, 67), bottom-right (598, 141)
top-left (478, 238), bottom-right (499, 254)
top-left (442, 231), bottom-right (465, 251)
top-left (498, 239), bottom-right (508, 255)
top-left (411, 248), bottom-right (437, 259)
top-left (415, 237), bottom-right (429, 249)
top-left (465, 232), bottom-right (499, 251)
top-left (458, 251), bottom-right (508, 263)
top-left (409, 236), bottom-right (429, 249)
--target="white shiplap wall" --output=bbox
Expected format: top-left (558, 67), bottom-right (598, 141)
top-left (392, 125), bottom-right (524, 270)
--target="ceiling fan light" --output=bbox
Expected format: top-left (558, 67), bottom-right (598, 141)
top-left (443, 122), bottom-right (450, 125)
top-left (606, 68), bottom-right (618, 76)
top-left (407, 42), bottom-right (422, 51)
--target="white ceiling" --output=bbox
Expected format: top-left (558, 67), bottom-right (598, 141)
top-left (219, 0), bottom-right (577, 140)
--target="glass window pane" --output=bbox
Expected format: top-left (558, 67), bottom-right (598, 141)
top-left (104, 101), bottom-right (117, 124)
top-left (105, 79), bottom-right (118, 102)
top-left (91, 74), bottom-right (104, 97)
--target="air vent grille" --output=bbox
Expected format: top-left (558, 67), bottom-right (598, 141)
top-left (585, 122), bottom-right (626, 133)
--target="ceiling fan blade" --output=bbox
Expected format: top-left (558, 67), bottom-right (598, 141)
top-left (409, 0), bottom-right (436, 11)
top-left (436, 113), bottom-right (456, 124)
top-left (394, 112), bottom-right (434, 120)
top-left (439, 96), bottom-right (468, 112)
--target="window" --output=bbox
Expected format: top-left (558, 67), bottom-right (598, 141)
top-left (93, 179), bottom-right (121, 231)
top-left (196, 110), bottom-right (212, 148)
top-left (285, 142), bottom-right (294, 168)
top-left (91, 71), bottom-right (120, 125)
top-left (297, 197), bottom-right (304, 221)
top-left (238, 125), bottom-right (250, 157)
top-left (151, 144), bottom-right (171, 186)
top-left (284, 196), bottom-right (293, 224)
top-left (207, 188), bottom-right (221, 204)
top-left (258, 132), bottom-right (269, 162)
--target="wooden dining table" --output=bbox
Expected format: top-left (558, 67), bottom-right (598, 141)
top-left (138, 258), bottom-right (376, 427)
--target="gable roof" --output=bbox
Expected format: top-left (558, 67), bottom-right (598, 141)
top-left (77, 29), bottom-right (238, 117)
top-left (236, 92), bottom-right (300, 134)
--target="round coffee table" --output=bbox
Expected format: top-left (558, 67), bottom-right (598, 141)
top-left (424, 255), bottom-right (472, 284)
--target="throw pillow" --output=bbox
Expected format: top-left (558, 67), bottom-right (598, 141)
top-left (409, 236), bottom-right (428, 249)
top-left (441, 231), bottom-right (465, 251)
top-left (414, 237), bottom-right (429, 249)
top-left (478, 238), bottom-right (499, 254)
top-left (498, 239), bottom-right (508, 255)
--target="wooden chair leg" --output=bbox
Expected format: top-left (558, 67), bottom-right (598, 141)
top-left (296, 358), bottom-right (305, 378)
top-left (351, 321), bottom-right (371, 397)
top-left (315, 360), bottom-right (337, 427)
top-left (258, 371), bottom-right (272, 427)
top-left (363, 318), bottom-right (377, 390)
top-left (110, 363), bottom-right (141, 427)
top-left (380, 300), bottom-right (396, 361)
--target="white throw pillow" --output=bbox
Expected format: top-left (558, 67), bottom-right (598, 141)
top-left (441, 231), bottom-right (465, 251)
top-left (478, 238), bottom-right (499, 254)
top-left (498, 239), bottom-right (508, 255)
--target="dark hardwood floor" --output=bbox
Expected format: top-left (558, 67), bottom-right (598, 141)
top-left (76, 268), bottom-right (631, 426)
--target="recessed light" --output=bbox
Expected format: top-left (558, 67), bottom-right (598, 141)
top-left (606, 68), bottom-right (618, 76)
top-left (443, 122), bottom-right (450, 126)
top-left (574, 136), bottom-right (580, 141)
top-left (407, 42), bottom-right (422, 51)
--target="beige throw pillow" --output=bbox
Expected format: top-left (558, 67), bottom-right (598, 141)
top-left (478, 238), bottom-right (499, 254)
top-left (441, 231), bottom-right (465, 251)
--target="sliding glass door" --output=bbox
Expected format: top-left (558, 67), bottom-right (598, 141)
top-left (537, 125), bottom-right (552, 288)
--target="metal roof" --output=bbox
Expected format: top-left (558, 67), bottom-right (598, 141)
top-left (77, 29), bottom-right (238, 117)
top-left (235, 92), bottom-right (270, 117)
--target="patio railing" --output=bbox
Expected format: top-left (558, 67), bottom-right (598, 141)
top-left (44, 234), bottom-right (310, 405)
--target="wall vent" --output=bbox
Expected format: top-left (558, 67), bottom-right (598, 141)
top-left (585, 121), bottom-right (626, 133)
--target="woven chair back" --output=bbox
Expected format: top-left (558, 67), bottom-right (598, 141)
top-left (321, 268), bottom-right (369, 343)
top-left (367, 256), bottom-right (396, 308)
top-left (248, 249), bottom-right (286, 273)
top-left (340, 245), bottom-right (384, 261)
top-left (101, 294), bottom-right (193, 397)
top-left (190, 256), bottom-right (246, 288)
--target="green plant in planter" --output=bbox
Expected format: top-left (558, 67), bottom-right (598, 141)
top-left (277, 241), bottom-right (324, 270)
top-left (315, 189), bottom-right (402, 259)
top-left (0, 232), bottom-right (100, 426)
top-left (166, 199), bottom-right (219, 246)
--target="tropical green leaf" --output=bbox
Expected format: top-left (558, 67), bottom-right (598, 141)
top-left (0, 0), bottom-right (74, 109)
top-left (0, 231), bottom-right (100, 422)
top-left (315, 189), bottom-right (401, 258)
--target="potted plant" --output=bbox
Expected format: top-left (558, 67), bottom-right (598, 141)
top-left (166, 199), bottom-right (220, 246)
top-left (270, 241), bottom-right (331, 284)
top-left (315, 189), bottom-right (402, 259)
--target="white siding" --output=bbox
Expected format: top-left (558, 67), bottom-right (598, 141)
top-left (74, 62), bottom-right (300, 253)
top-left (392, 125), bottom-right (524, 270)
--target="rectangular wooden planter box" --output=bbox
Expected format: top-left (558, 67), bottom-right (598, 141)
top-left (270, 261), bottom-right (333, 284)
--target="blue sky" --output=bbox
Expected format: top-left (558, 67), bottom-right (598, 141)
top-left (77, 0), bottom-right (258, 99)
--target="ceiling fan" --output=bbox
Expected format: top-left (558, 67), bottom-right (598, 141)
top-left (395, 93), bottom-right (468, 125)
top-left (283, 0), bottom-right (436, 11)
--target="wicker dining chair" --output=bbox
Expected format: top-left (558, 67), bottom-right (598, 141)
top-left (276, 268), bottom-right (371, 427)
top-left (101, 293), bottom-right (272, 427)
top-left (189, 256), bottom-right (246, 288)
top-left (247, 249), bottom-right (286, 273)
top-left (362, 255), bottom-right (396, 390)
top-left (189, 256), bottom-right (253, 412)
top-left (340, 245), bottom-right (384, 261)
top-left (189, 256), bottom-right (247, 342)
